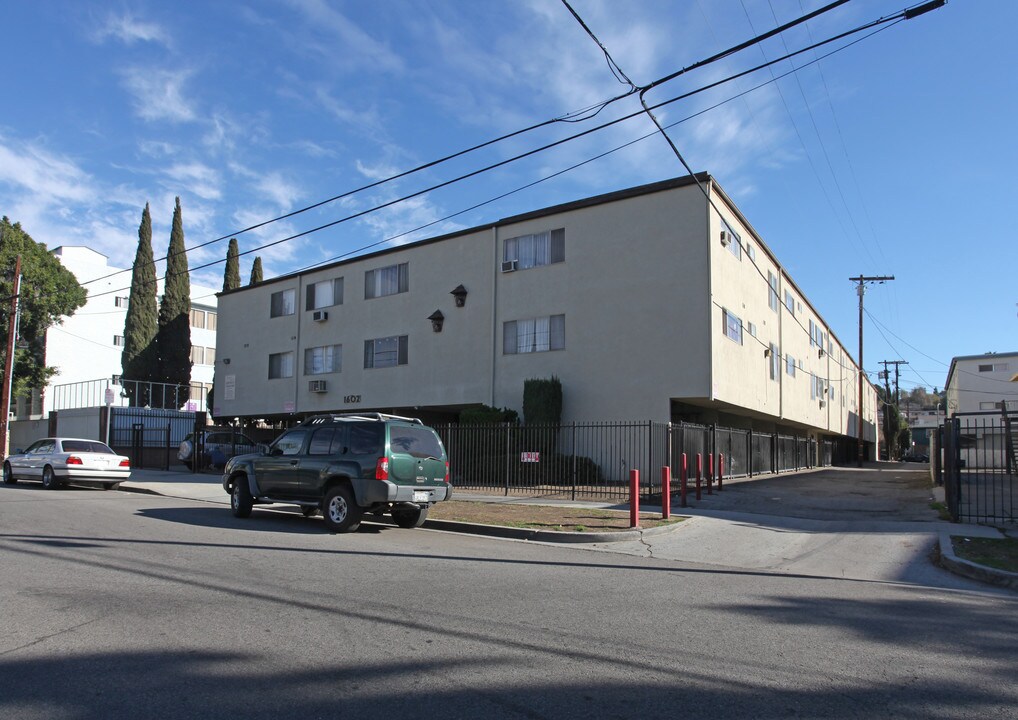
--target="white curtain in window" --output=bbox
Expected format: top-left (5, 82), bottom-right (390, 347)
top-left (517, 318), bottom-right (536, 353)
top-left (314, 281), bottom-right (334, 308)
top-left (533, 315), bottom-right (550, 352)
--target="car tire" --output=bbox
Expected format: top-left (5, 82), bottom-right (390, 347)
top-left (231, 476), bottom-right (253, 518)
top-left (2, 462), bottom-right (15, 485)
top-left (42, 466), bottom-right (60, 490)
top-left (301, 506), bottom-right (320, 518)
top-left (322, 485), bottom-right (361, 534)
top-left (103, 482), bottom-right (120, 491)
top-left (391, 505), bottom-right (429, 529)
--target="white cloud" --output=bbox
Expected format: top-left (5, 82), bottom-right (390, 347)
top-left (162, 162), bottom-right (222, 201)
top-left (255, 173), bottom-right (301, 211)
top-left (0, 137), bottom-right (94, 204)
top-left (121, 67), bottom-right (197, 123)
top-left (94, 13), bottom-right (171, 47)
top-left (284, 0), bottom-right (404, 74)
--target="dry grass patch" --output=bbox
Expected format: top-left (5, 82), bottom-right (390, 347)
top-left (429, 500), bottom-right (683, 533)
top-left (951, 536), bottom-right (1018, 573)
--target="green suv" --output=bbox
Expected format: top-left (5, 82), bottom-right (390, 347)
top-left (222, 413), bottom-right (451, 533)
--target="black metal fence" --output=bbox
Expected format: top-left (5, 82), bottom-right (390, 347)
top-left (109, 407), bottom-right (197, 470)
top-left (435, 421), bottom-right (839, 501)
top-left (940, 411), bottom-right (1017, 524)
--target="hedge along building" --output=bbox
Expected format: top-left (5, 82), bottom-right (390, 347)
top-left (214, 174), bottom-right (879, 457)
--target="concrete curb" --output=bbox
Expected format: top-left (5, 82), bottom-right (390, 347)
top-left (419, 517), bottom-right (687, 543)
top-left (937, 531), bottom-right (1018, 590)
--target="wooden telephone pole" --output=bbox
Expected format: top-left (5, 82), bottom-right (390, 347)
top-left (850, 275), bottom-right (894, 466)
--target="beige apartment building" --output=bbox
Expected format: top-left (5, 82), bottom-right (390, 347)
top-left (214, 174), bottom-right (878, 454)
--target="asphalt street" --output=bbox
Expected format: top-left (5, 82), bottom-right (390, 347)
top-left (2, 484), bottom-right (1016, 719)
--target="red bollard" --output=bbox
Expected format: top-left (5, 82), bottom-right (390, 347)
top-left (718, 453), bottom-right (725, 491)
top-left (707, 453), bottom-right (714, 495)
top-left (680, 453), bottom-right (688, 508)
top-left (661, 466), bottom-right (671, 520)
top-left (695, 453), bottom-right (702, 501)
top-left (629, 469), bottom-right (640, 528)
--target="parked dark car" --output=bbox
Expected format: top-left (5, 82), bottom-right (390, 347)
top-left (901, 451), bottom-right (929, 463)
top-left (222, 413), bottom-right (451, 533)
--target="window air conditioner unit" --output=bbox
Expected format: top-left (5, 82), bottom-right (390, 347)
top-left (719, 230), bottom-right (730, 246)
top-left (312, 310), bottom-right (328, 322)
top-left (500, 260), bottom-right (518, 273)
top-left (309, 380), bottom-right (328, 393)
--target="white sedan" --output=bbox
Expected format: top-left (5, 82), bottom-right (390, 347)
top-left (2, 437), bottom-right (131, 490)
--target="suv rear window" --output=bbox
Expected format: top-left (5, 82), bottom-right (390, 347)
top-left (389, 426), bottom-right (444, 459)
top-left (349, 424), bottom-right (383, 455)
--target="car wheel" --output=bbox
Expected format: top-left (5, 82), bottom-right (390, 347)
top-left (42, 466), bottom-right (60, 490)
top-left (391, 505), bottom-right (429, 529)
top-left (322, 485), bottom-right (361, 533)
top-left (301, 506), bottom-right (320, 518)
top-left (103, 482), bottom-right (120, 491)
top-left (2, 462), bottom-right (15, 485)
top-left (231, 476), bottom-right (253, 518)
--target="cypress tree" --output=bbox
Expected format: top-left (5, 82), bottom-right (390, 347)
top-left (156, 196), bottom-right (192, 404)
top-left (249, 256), bottom-right (263, 285)
top-left (122, 203), bottom-right (159, 406)
top-left (223, 237), bottom-right (240, 291)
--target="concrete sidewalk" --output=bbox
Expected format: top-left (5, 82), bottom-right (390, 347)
top-left (118, 466), bottom-right (1017, 590)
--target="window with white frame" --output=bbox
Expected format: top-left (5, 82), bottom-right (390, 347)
top-left (190, 309), bottom-right (206, 329)
top-left (722, 308), bottom-right (742, 344)
top-left (978, 363), bottom-right (1010, 372)
top-left (205, 347), bottom-right (215, 364)
top-left (306, 277), bottom-right (344, 310)
top-left (270, 289), bottom-right (296, 317)
top-left (784, 290), bottom-right (795, 316)
top-left (503, 229), bottom-right (565, 270)
top-left (786, 354), bottom-right (796, 377)
top-left (268, 351), bottom-right (294, 379)
top-left (207, 312), bottom-right (218, 332)
top-left (364, 335), bottom-right (408, 368)
top-left (769, 344), bottom-right (780, 381)
top-left (115, 296), bottom-right (129, 308)
top-left (113, 335), bottom-right (125, 346)
top-left (746, 243), bottom-right (756, 261)
top-left (723, 220), bottom-right (741, 260)
top-left (503, 314), bottom-right (565, 354)
top-left (305, 344), bottom-right (342, 375)
top-left (365, 263), bottom-right (408, 299)
top-left (768, 271), bottom-right (779, 312)
top-left (747, 321), bottom-right (757, 338)
top-left (190, 346), bottom-right (205, 365)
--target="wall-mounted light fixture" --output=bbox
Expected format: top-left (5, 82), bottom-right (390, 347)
top-left (428, 310), bottom-right (445, 332)
top-left (450, 285), bottom-right (467, 307)
top-left (222, 358), bottom-right (231, 365)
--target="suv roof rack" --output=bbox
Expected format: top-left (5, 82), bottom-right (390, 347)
top-left (301, 412), bottom-right (423, 426)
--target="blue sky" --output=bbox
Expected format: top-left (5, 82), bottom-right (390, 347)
top-left (0, 0), bottom-right (1012, 394)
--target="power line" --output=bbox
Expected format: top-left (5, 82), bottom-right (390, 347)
top-left (81, 9), bottom-right (911, 304)
top-left (77, 0), bottom-right (869, 293)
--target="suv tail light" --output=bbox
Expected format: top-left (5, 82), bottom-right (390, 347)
top-left (375, 457), bottom-right (389, 480)
top-left (119, 459), bottom-right (131, 468)
top-left (444, 461), bottom-right (450, 483)
top-left (66, 456), bottom-right (83, 465)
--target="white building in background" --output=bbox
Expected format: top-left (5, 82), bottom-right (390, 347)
top-left (14, 246), bottom-right (218, 418)
top-left (944, 351), bottom-right (1018, 416)
top-left (214, 174), bottom-right (879, 457)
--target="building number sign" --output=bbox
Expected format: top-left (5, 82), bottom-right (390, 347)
top-left (344, 395), bottom-right (361, 404)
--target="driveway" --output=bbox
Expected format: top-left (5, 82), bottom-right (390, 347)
top-left (588, 463), bottom-right (1003, 591)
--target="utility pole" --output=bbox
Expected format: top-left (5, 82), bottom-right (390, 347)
top-left (1, 255), bottom-right (22, 459)
top-left (879, 359), bottom-right (907, 460)
top-left (850, 275), bottom-right (894, 467)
